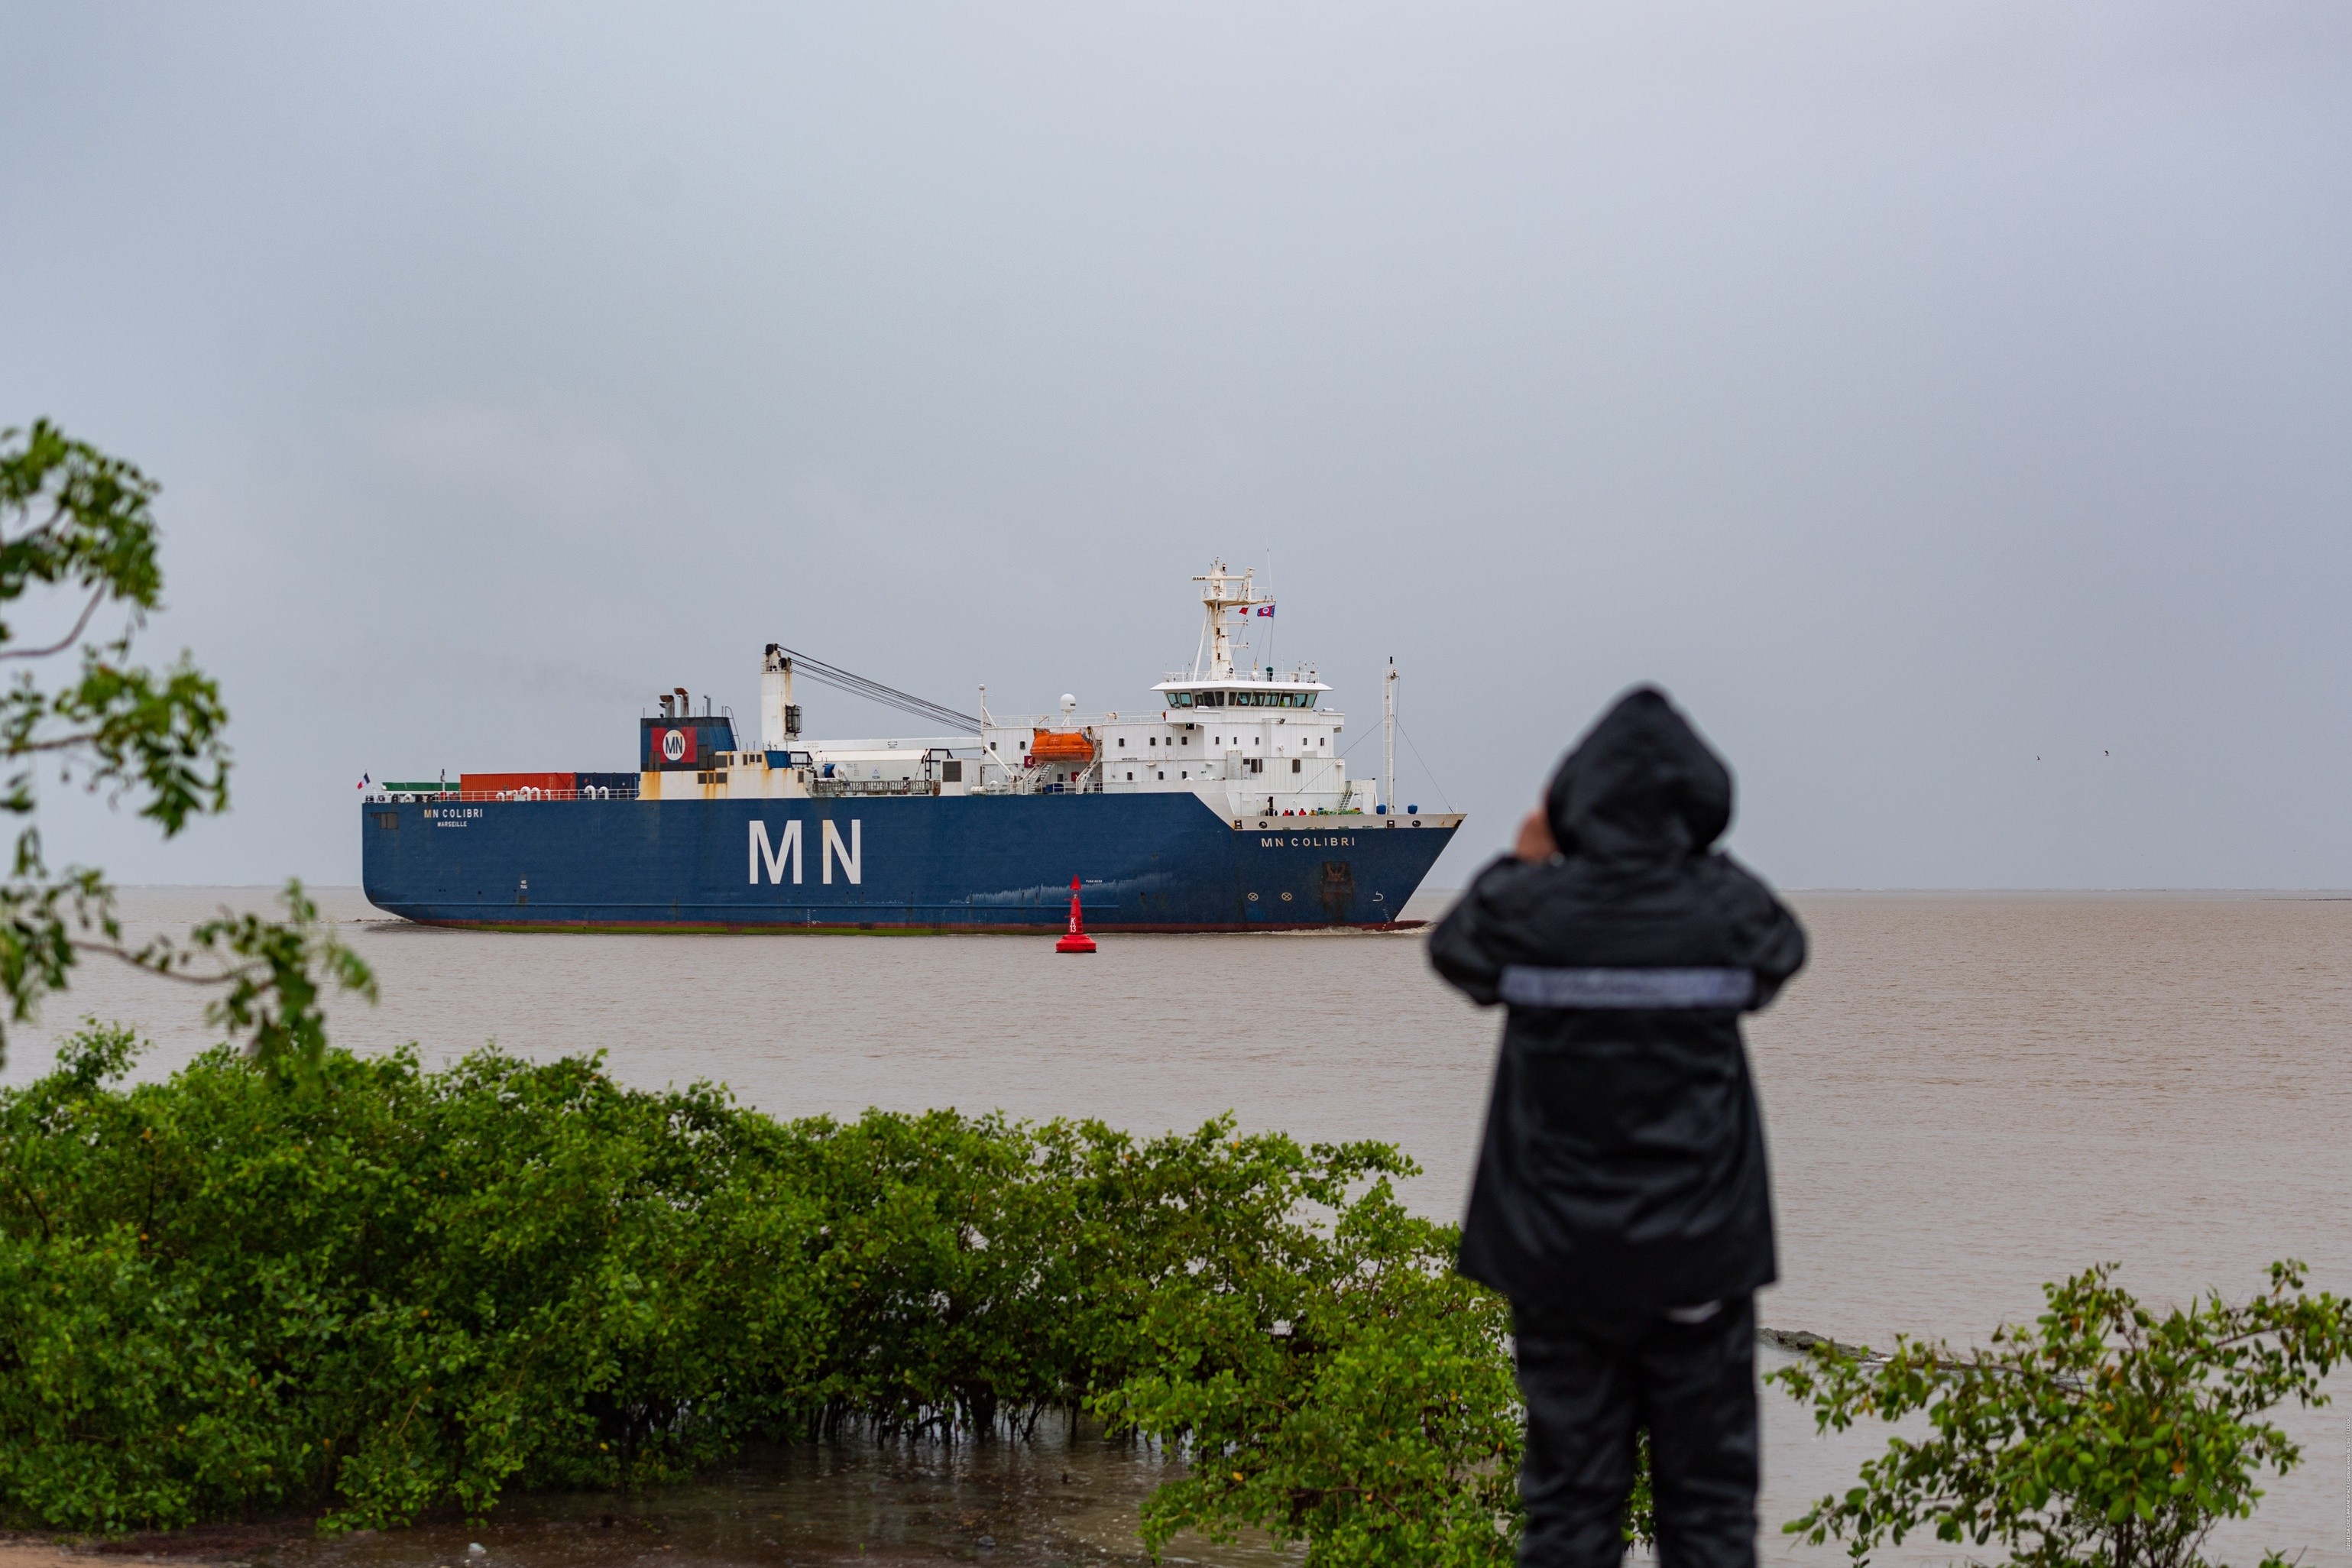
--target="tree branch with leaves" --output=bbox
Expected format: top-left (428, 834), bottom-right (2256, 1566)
top-left (0, 420), bottom-right (374, 1075)
top-left (1770, 1261), bottom-right (2352, 1568)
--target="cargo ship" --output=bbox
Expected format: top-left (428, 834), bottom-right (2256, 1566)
top-left (359, 563), bottom-right (1461, 931)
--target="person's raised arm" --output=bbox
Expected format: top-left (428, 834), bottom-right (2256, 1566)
top-left (1429, 803), bottom-right (1557, 1006)
top-left (1723, 860), bottom-right (1807, 1011)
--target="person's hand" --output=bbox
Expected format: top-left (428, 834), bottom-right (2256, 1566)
top-left (1514, 805), bottom-right (1559, 863)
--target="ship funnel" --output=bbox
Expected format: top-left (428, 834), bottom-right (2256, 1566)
top-left (761, 645), bottom-right (799, 748)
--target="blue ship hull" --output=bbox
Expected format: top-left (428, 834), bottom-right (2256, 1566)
top-left (361, 793), bottom-right (1456, 931)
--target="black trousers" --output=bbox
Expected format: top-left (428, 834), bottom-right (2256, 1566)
top-left (1511, 1294), bottom-right (1758, 1568)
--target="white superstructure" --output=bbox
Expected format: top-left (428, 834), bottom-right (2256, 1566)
top-left (970, 560), bottom-right (1375, 817)
top-left (637, 562), bottom-right (1437, 824)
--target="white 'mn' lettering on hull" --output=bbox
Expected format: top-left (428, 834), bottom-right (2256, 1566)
top-left (750, 820), bottom-right (803, 885)
top-left (822, 818), bottom-right (861, 885)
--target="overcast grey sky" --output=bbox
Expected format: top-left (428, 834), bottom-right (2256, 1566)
top-left (5, 2), bottom-right (2348, 889)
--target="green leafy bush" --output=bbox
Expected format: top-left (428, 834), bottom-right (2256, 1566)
top-left (0, 1027), bottom-right (828, 1531)
top-left (1771, 1262), bottom-right (2352, 1568)
top-left (1099, 1176), bottom-right (1524, 1566)
top-left (0, 1025), bottom-right (1528, 1554)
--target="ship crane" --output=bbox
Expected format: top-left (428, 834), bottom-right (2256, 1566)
top-left (761, 643), bottom-right (983, 741)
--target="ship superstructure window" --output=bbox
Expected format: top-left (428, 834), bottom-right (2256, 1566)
top-left (1156, 688), bottom-right (1322, 711)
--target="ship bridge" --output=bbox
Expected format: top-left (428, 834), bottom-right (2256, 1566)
top-left (1151, 677), bottom-right (1328, 710)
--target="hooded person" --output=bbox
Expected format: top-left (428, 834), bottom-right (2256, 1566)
top-left (1430, 686), bottom-right (1806, 1568)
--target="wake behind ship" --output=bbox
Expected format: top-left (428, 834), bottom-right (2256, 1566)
top-left (360, 564), bottom-right (1461, 931)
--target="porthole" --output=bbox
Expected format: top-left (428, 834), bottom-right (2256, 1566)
top-left (1280, 891), bottom-right (1293, 902)
top-left (1247, 892), bottom-right (1259, 901)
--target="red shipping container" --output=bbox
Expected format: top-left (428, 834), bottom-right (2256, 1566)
top-left (461, 772), bottom-right (577, 797)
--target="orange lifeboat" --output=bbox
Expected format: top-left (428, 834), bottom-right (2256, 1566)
top-left (1028, 730), bottom-right (1096, 763)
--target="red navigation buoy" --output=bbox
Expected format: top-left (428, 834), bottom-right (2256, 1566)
top-left (1056, 873), bottom-right (1097, 954)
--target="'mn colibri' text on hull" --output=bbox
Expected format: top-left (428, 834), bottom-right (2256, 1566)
top-left (360, 563), bottom-right (1460, 931)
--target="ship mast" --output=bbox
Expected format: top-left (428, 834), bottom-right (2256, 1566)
top-left (1383, 657), bottom-right (1396, 816)
top-left (1191, 559), bottom-right (1271, 680)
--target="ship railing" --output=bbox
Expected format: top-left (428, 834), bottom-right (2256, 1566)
top-left (970, 773), bottom-right (1109, 796)
top-left (363, 787), bottom-right (640, 803)
top-left (808, 778), bottom-right (941, 798)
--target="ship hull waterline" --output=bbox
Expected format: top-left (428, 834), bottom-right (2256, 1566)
top-left (361, 792), bottom-right (1457, 933)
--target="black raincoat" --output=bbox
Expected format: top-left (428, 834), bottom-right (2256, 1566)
top-left (1430, 687), bottom-right (1806, 1316)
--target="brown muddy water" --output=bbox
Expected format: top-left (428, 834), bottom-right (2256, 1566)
top-left (11, 889), bottom-right (2352, 1566)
